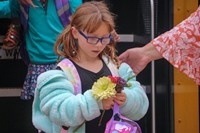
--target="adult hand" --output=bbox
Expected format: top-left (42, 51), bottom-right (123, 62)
top-left (118, 43), bottom-right (162, 75)
top-left (111, 30), bottom-right (120, 42)
top-left (118, 47), bottom-right (150, 75)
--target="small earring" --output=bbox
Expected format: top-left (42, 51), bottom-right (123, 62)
top-left (72, 39), bottom-right (78, 56)
top-left (72, 50), bottom-right (76, 56)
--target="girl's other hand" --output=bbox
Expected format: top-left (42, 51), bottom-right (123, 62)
top-left (102, 97), bottom-right (114, 110)
top-left (114, 92), bottom-right (126, 107)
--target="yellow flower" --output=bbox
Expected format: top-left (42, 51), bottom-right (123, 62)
top-left (92, 76), bottom-right (117, 100)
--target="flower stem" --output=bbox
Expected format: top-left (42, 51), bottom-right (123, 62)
top-left (98, 110), bottom-right (105, 126)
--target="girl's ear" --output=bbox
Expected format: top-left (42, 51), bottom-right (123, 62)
top-left (71, 27), bottom-right (78, 39)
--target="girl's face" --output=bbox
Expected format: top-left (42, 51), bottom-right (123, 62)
top-left (72, 23), bottom-right (111, 61)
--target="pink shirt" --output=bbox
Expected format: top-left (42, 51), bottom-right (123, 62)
top-left (152, 6), bottom-right (200, 85)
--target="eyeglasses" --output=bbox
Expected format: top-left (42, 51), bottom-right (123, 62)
top-left (78, 30), bottom-right (112, 45)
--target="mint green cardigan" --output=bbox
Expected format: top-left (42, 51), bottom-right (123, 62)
top-left (32, 56), bottom-right (149, 133)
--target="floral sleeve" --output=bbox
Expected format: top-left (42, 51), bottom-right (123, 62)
top-left (152, 6), bottom-right (200, 85)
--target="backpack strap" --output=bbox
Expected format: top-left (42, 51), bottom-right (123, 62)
top-left (57, 59), bottom-right (81, 132)
top-left (19, 4), bottom-right (29, 31)
top-left (102, 55), bottom-right (119, 76)
top-left (19, 0), bottom-right (72, 29)
top-left (19, 4), bottom-right (30, 65)
top-left (55, 0), bottom-right (72, 27)
top-left (57, 59), bottom-right (82, 95)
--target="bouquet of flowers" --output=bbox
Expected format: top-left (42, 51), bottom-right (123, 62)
top-left (92, 76), bottom-right (142, 133)
top-left (92, 76), bottom-right (128, 100)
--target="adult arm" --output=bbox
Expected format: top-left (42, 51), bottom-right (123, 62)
top-left (118, 43), bottom-right (162, 75)
top-left (119, 6), bottom-right (200, 85)
top-left (151, 6), bottom-right (200, 85)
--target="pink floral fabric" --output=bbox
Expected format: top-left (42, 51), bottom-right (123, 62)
top-left (152, 6), bottom-right (200, 85)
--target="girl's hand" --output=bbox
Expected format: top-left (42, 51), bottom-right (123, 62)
top-left (18, 0), bottom-right (36, 7)
top-left (114, 92), bottom-right (126, 107)
top-left (102, 97), bottom-right (115, 110)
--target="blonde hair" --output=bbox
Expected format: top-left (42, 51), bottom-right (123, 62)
top-left (54, 1), bottom-right (119, 66)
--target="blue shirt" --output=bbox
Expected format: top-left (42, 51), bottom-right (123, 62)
top-left (2, 0), bottom-right (82, 64)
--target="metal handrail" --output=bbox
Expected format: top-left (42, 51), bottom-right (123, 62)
top-left (150, 0), bottom-right (156, 133)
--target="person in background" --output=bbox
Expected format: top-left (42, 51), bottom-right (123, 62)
top-left (0, 0), bottom-right (82, 132)
top-left (32, 1), bottom-right (149, 133)
top-left (0, 0), bottom-right (82, 100)
top-left (119, 6), bottom-right (200, 85)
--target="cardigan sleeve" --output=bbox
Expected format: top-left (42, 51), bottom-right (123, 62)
top-left (118, 63), bottom-right (149, 120)
top-left (152, 6), bottom-right (200, 85)
top-left (33, 70), bottom-right (102, 130)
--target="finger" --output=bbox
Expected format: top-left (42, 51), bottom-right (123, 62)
top-left (133, 67), bottom-right (140, 75)
top-left (20, 0), bottom-right (36, 7)
top-left (114, 35), bottom-right (120, 42)
top-left (114, 98), bottom-right (123, 102)
top-left (116, 35), bottom-right (120, 42)
top-left (115, 94), bottom-right (125, 99)
top-left (115, 93), bottom-right (123, 96)
top-left (118, 52), bottom-right (128, 62)
top-left (111, 104), bottom-right (114, 108)
top-left (114, 100), bottom-right (123, 107)
top-left (114, 99), bottom-right (122, 103)
top-left (111, 30), bottom-right (116, 35)
top-left (29, 1), bottom-right (37, 7)
top-left (116, 96), bottom-right (126, 102)
top-left (120, 98), bottom-right (125, 103)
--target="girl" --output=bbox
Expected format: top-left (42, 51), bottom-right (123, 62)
top-left (32, 1), bottom-right (149, 133)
